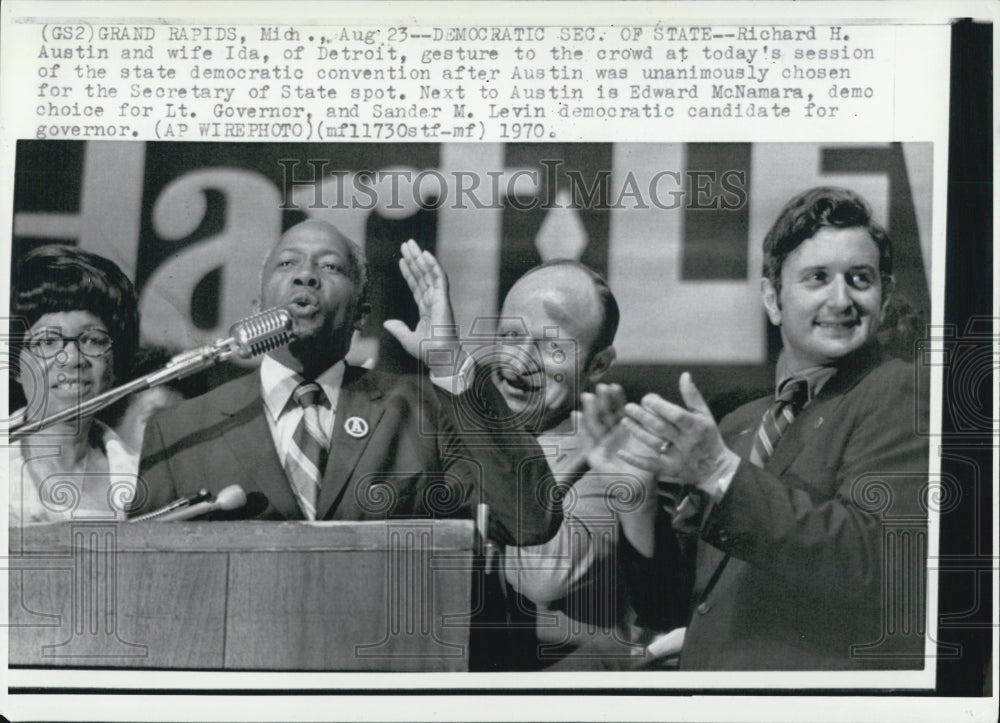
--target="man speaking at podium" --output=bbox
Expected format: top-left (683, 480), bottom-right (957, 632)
top-left (131, 220), bottom-right (560, 547)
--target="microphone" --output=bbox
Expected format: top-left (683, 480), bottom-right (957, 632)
top-left (128, 488), bottom-right (212, 522)
top-left (152, 485), bottom-right (248, 521)
top-left (222, 306), bottom-right (297, 360)
top-left (135, 306), bottom-right (297, 383)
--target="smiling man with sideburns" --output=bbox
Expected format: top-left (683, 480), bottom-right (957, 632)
top-left (620, 186), bottom-right (929, 670)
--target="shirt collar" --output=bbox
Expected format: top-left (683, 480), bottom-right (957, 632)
top-left (774, 352), bottom-right (838, 403)
top-left (97, 418), bottom-right (141, 469)
top-left (260, 355), bottom-right (345, 422)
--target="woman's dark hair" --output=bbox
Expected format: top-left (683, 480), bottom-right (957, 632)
top-left (11, 244), bottom-right (139, 381)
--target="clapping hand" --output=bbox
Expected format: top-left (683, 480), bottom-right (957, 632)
top-left (578, 383), bottom-right (659, 557)
top-left (619, 372), bottom-right (738, 488)
top-left (579, 382), bottom-right (628, 472)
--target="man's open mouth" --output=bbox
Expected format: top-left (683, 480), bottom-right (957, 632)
top-left (288, 293), bottom-right (320, 314)
top-left (495, 367), bottom-right (542, 394)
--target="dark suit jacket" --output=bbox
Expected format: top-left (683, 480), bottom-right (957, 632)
top-left (680, 346), bottom-right (929, 670)
top-left (133, 365), bottom-right (561, 546)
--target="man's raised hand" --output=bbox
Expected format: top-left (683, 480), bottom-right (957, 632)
top-left (383, 240), bottom-right (460, 376)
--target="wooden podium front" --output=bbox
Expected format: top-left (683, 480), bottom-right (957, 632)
top-left (7, 520), bottom-right (475, 671)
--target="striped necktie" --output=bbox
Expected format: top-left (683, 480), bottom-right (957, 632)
top-left (749, 378), bottom-right (809, 468)
top-left (284, 382), bottom-right (329, 520)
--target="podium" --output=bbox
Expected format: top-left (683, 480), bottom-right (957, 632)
top-left (7, 520), bottom-right (475, 671)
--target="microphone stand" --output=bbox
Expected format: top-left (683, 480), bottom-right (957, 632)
top-left (8, 339), bottom-right (234, 441)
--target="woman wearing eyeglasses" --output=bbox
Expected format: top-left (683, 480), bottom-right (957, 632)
top-left (9, 245), bottom-right (140, 524)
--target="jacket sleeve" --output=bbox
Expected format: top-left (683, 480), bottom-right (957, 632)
top-left (700, 360), bottom-right (928, 601)
top-left (430, 368), bottom-right (562, 547)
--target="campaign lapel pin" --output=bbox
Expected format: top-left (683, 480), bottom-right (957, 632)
top-left (344, 416), bottom-right (370, 438)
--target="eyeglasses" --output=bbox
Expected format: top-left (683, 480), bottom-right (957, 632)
top-left (25, 328), bottom-right (113, 358)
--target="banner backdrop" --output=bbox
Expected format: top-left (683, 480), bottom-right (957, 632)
top-left (11, 140), bottom-right (932, 411)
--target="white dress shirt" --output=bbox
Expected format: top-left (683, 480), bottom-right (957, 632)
top-left (259, 354), bottom-right (462, 468)
top-left (259, 355), bottom-right (344, 467)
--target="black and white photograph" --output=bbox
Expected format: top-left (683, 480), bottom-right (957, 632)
top-left (3, 140), bottom-right (939, 666)
top-left (0, 3), bottom-right (994, 722)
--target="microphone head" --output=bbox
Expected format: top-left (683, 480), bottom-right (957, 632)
top-left (215, 484), bottom-right (248, 510)
top-left (229, 307), bottom-right (297, 359)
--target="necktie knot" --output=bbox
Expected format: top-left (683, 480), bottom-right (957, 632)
top-left (292, 382), bottom-right (325, 410)
top-left (776, 378), bottom-right (809, 410)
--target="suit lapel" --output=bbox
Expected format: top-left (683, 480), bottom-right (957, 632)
top-left (720, 390), bottom-right (823, 481)
top-left (217, 372), bottom-right (301, 519)
top-left (764, 402), bottom-right (822, 476)
top-left (316, 366), bottom-right (386, 519)
top-left (764, 346), bottom-right (882, 476)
